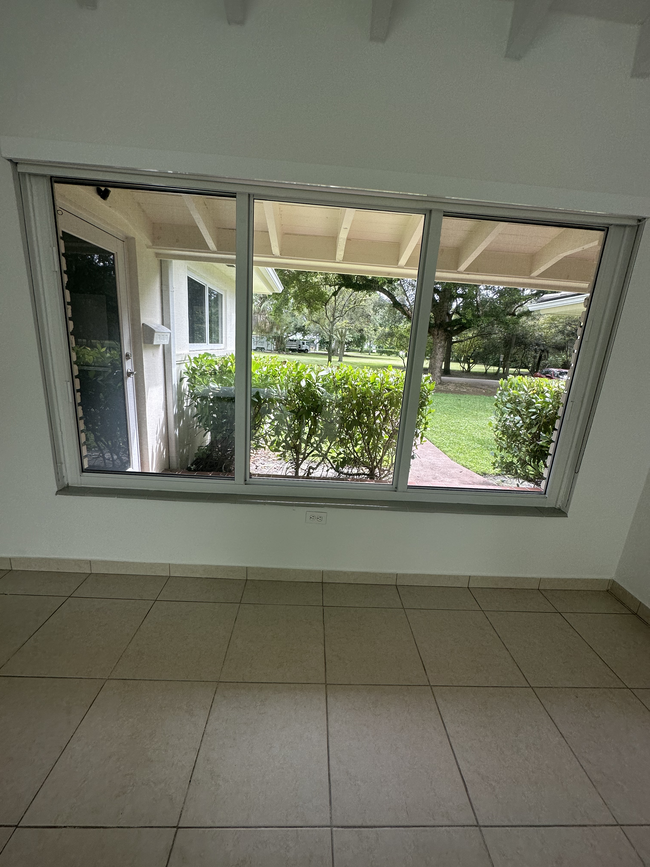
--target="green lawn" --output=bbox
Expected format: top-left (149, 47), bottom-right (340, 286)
top-left (253, 351), bottom-right (498, 475)
top-left (425, 393), bottom-right (496, 475)
top-left (253, 350), bottom-right (499, 377)
top-left (253, 350), bottom-right (408, 370)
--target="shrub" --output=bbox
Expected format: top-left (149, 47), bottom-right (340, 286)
top-left (327, 366), bottom-right (434, 480)
top-left (491, 376), bottom-right (565, 484)
top-left (183, 354), bottom-right (237, 473)
top-left (183, 353), bottom-right (434, 480)
top-left (260, 363), bottom-right (334, 476)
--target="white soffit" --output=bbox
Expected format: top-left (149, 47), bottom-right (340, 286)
top-left (52, 183), bottom-right (605, 292)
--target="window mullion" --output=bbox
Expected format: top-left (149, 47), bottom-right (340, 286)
top-left (234, 193), bottom-right (253, 485)
top-left (393, 209), bottom-right (444, 492)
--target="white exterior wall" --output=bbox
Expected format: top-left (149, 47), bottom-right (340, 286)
top-left (132, 237), bottom-right (167, 473)
top-left (174, 261), bottom-right (236, 359)
top-left (2, 0), bottom-right (650, 601)
top-left (172, 260), bottom-right (236, 467)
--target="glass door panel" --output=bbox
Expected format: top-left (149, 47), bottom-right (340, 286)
top-left (59, 224), bottom-right (133, 471)
top-left (250, 199), bottom-right (426, 484)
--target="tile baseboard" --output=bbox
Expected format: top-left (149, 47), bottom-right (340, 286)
top-left (397, 573), bottom-right (469, 587)
top-left (610, 579), bottom-right (646, 617)
top-left (539, 577), bottom-right (611, 591)
top-left (1, 558), bottom-right (626, 597)
top-left (9, 557), bottom-right (91, 573)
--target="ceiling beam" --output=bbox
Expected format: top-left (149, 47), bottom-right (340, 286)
top-left (397, 215), bottom-right (424, 267)
top-left (224, 0), bottom-right (246, 25)
top-left (263, 201), bottom-right (283, 257)
top-left (505, 0), bottom-right (554, 60)
top-left (182, 195), bottom-right (218, 252)
top-left (370, 0), bottom-right (394, 42)
top-left (457, 221), bottom-right (507, 272)
top-left (336, 209), bottom-right (356, 262)
top-left (530, 228), bottom-right (601, 277)
top-left (632, 16), bottom-right (650, 77)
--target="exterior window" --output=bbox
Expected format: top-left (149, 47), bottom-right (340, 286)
top-left (188, 277), bottom-right (223, 345)
top-left (208, 287), bottom-right (223, 344)
top-left (18, 172), bottom-right (640, 512)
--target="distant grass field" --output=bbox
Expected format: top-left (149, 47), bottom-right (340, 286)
top-left (425, 393), bottom-right (496, 475)
top-left (252, 350), bottom-right (407, 370)
top-left (253, 350), bottom-right (499, 377)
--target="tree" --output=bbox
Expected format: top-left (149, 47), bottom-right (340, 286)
top-left (373, 297), bottom-right (412, 367)
top-left (336, 275), bottom-right (543, 385)
top-left (252, 293), bottom-right (302, 350)
top-left (275, 270), bottom-right (372, 363)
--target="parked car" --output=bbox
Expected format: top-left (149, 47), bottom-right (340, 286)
top-left (533, 368), bottom-right (569, 380)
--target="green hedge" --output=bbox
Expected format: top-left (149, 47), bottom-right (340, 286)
top-left (183, 353), bottom-right (434, 479)
top-left (491, 376), bottom-right (565, 484)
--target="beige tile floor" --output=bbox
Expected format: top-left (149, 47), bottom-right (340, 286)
top-left (0, 571), bottom-right (649, 866)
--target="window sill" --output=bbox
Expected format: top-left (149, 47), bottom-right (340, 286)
top-left (56, 484), bottom-right (568, 517)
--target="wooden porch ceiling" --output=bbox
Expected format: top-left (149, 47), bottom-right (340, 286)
top-left (55, 184), bottom-right (605, 294)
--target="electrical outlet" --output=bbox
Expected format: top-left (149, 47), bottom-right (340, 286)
top-left (306, 511), bottom-right (327, 525)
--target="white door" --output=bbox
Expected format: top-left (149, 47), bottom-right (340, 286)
top-left (56, 209), bottom-right (141, 472)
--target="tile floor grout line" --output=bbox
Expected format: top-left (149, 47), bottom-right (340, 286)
top-left (555, 610), bottom-right (631, 687)
top-left (400, 604), bottom-right (496, 867)
top-left (5, 821), bottom-right (645, 829)
top-left (620, 825), bottom-right (650, 865)
top-left (163, 585), bottom-right (246, 867)
top-left (0, 594), bottom-right (70, 675)
top-left (102, 600), bottom-right (156, 681)
top-left (11, 673), bottom-right (110, 828)
top-left (431, 600), bottom-right (628, 833)
top-left (0, 674), bottom-right (630, 688)
top-left (529, 684), bottom-right (621, 831)
top-left (0, 827), bottom-right (15, 856)
top-left (321, 605), bottom-right (336, 867)
top-left (479, 608), bottom-right (533, 689)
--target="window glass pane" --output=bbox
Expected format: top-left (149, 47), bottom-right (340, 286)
top-left (188, 277), bottom-right (206, 344)
top-left (53, 184), bottom-right (236, 477)
top-left (61, 231), bottom-right (130, 471)
top-left (407, 216), bottom-right (605, 492)
top-left (250, 200), bottom-right (424, 484)
top-left (208, 288), bottom-right (223, 344)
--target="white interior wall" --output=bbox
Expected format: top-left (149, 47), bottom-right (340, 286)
top-left (615, 467), bottom-right (650, 603)
top-left (1, 0), bottom-right (650, 599)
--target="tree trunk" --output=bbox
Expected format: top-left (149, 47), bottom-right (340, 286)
top-left (337, 329), bottom-right (346, 362)
top-left (502, 333), bottom-right (516, 377)
top-left (443, 334), bottom-right (453, 376)
top-left (428, 327), bottom-right (447, 385)
top-left (327, 332), bottom-right (334, 364)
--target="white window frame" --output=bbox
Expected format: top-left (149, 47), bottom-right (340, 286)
top-left (15, 165), bottom-right (643, 515)
top-left (186, 271), bottom-right (225, 350)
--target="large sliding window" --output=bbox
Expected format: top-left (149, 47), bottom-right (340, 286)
top-left (17, 168), bottom-right (641, 512)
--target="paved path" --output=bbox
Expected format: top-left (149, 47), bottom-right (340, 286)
top-left (410, 440), bottom-right (499, 488)
top-left (441, 376), bottom-right (500, 386)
